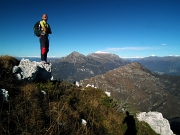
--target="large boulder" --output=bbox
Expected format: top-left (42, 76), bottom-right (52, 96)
top-left (137, 112), bottom-right (174, 135)
top-left (13, 59), bottom-right (52, 81)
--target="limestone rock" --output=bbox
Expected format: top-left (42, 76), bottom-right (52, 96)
top-left (13, 58), bottom-right (52, 81)
top-left (137, 112), bottom-right (174, 135)
top-left (0, 89), bottom-right (9, 102)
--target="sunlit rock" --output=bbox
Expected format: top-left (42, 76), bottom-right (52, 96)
top-left (81, 119), bottom-right (87, 126)
top-left (137, 112), bottom-right (174, 135)
top-left (0, 89), bottom-right (9, 102)
top-left (13, 58), bottom-right (52, 81)
top-left (105, 91), bottom-right (111, 97)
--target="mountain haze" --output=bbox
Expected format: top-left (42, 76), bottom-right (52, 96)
top-left (132, 56), bottom-right (180, 76)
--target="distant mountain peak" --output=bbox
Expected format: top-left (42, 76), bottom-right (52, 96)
top-left (70, 51), bottom-right (84, 56)
top-left (60, 51), bottom-right (87, 63)
top-left (87, 52), bottom-right (127, 64)
top-left (88, 52), bottom-right (118, 58)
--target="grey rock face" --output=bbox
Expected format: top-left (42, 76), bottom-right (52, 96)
top-left (137, 112), bottom-right (174, 135)
top-left (13, 59), bottom-right (52, 81)
top-left (0, 89), bottom-right (9, 102)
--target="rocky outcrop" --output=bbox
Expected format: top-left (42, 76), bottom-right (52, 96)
top-left (12, 59), bottom-right (52, 81)
top-left (0, 89), bottom-right (9, 102)
top-left (137, 112), bottom-right (174, 135)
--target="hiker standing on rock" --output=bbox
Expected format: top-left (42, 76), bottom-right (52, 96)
top-left (39, 14), bottom-right (52, 64)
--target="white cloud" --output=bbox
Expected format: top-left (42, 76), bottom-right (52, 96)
top-left (106, 47), bottom-right (153, 51)
top-left (95, 51), bottom-right (110, 54)
top-left (121, 56), bottom-right (145, 58)
top-left (169, 55), bottom-right (180, 57)
top-left (151, 54), bottom-right (156, 57)
top-left (161, 44), bottom-right (167, 46)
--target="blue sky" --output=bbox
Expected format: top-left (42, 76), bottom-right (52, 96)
top-left (0, 0), bottom-right (180, 58)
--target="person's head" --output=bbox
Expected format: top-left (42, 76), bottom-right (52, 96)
top-left (42, 14), bottom-right (48, 21)
top-left (126, 111), bottom-right (130, 116)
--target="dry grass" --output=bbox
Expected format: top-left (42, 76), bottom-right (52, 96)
top-left (0, 55), bottom-right (19, 88)
top-left (0, 56), bottom-right (158, 135)
top-left (0, 55), bottom-right (19, 70)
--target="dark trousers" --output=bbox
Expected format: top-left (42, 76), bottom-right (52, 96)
top-left (39, 35), bottom-right (49, 61)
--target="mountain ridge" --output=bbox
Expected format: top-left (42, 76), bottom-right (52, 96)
top-left (16, 52), bottom-right (180, 76)
top-left (52, 51), bottom-right (129, 82)
top-left (80, 62), bottom-right (180, 119)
